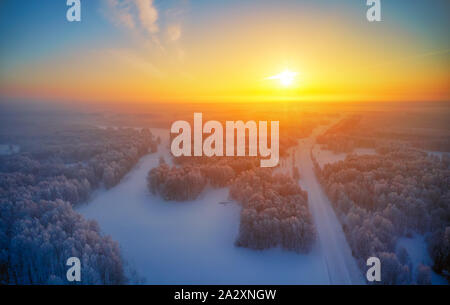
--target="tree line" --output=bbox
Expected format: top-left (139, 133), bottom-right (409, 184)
top-left (148, 156), bottom-right (316, 253)
top-left (313, 147), bottom-right (449, 284)
top-left (0, 127), bottom-right (157, 284)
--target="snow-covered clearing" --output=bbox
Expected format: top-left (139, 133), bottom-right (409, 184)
top-left (292, 126), bottom-right (365, 284)
top-left (427, 151), bottom-right (449, 160)
top-left (77, 123), bottom-right (446, 285)
top-left (396, 235), bottom-right (447, 285)
top-left (0, 144), bottom-right (20, 155)
top-left (311, 145), bottom-right (376, 169)
top-left (77, 128), bottom-right (331, 284)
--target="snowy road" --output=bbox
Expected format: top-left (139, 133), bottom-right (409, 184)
top-left (77, 128), bottom-right (330, 284)
top-left (294, 124), bottom-right (365, 284)
top-left (77, 124), bottom-right (364, 284)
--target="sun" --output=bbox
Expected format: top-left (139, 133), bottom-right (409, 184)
top-left (266, 69), bottom-right (298, 87)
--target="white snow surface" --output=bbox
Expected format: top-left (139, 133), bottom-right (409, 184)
top-left (78, 125), bottom-right (446, 285)
top-left (312, 145), bottom-right (376, 170)
top-left (0, 144), bottom-right (20, 155)
top-left (77, 128), bottom-right (338, 284)
top-left (396, 234), bottom-right (447, 285)
top-left (292, 126), bottom-right (365, 284)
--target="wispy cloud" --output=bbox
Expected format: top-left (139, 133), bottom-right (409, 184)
top-left (104, 0), bottom-right (183, 44)
top-left (135, 0), bottom-right (159, 34)
top-left (167, 24), bottom-right (181, 41)
top-left (102, 0), bottom-right (187, 78)
top-left (105, 0), bottom-right (136, 30)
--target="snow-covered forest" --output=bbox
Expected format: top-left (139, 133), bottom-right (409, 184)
top-left (1, 105), bottom-right (448, 285)
top-left (147, 156), bottom-right (258, 201)
top-left (314, 147), bottom-right (450, 284)
top-left (0, 126), bottom-right (157, 284)
top-left (147, 156), bottom-right (316, 253)
top-left (230, 169), bottom-right (315, 253)
top-left (317, 113), bottom-right (450, 153)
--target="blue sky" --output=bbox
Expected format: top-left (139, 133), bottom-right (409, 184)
top-left (0, 0), bottom-right (448, 104)
top-left (1, 1), bottom-right (448, 60)
top-left (0, 0), bottom-right (448, 62)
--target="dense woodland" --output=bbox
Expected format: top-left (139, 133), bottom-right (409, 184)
top-left (148, 156), bottom-right (316, 253)
top-left (230, 169), bottom-right (315, 252)
top-left (314, 147), bottom-right (450, 284)
top-left (317, 114), bottom-right (450, 153)
top-left (148, 156), bottom-right (259, 201)
top-left (0, 127), bottom-right (157, 284)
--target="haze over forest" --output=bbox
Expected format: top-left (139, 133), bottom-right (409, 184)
top-left (0, 0), bottom-right (449, 285)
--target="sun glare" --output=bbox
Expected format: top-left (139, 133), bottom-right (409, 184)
top-left (266, 69), bottom-right (298, 87)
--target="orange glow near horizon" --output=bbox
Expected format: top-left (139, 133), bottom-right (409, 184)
top-left (0, 5), bottom-right (449, 106)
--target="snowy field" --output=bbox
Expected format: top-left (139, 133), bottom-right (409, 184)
top-left (77, 128), bottom-right (331, 284)
top-left (0, 144), bottom-right (20, 155)
top-left (77, 124), bottom-right (448, 285)
top-left (312, 144), bottom-right (376, 169)
top-left (427, 151), bottom-right (449, 160)
top-left (396, 235), bottom-right (447, 285)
